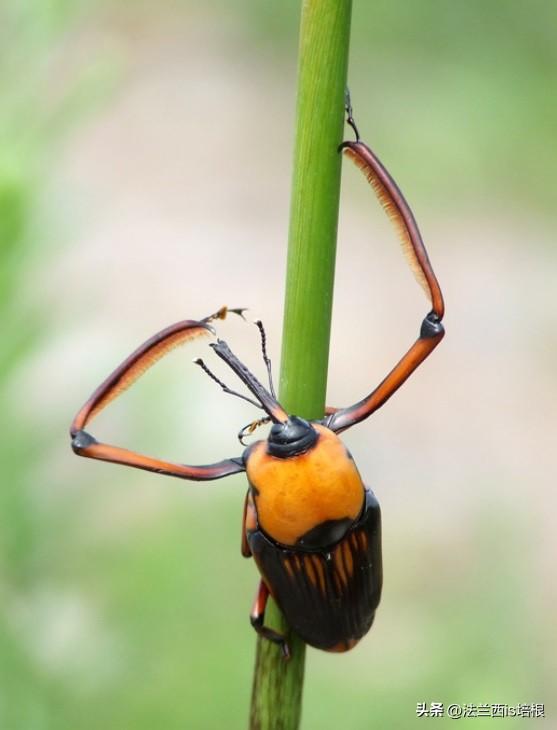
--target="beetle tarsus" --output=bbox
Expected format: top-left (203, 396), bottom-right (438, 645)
top-left (250, 614), bottom-right (291, 661)
top-left (249, 579), bottom-right (291, 660)
top-left (238, 417), bottom-right (271, 446)
top-left (204, 306), bottom-right (248, 324)
top-left (280, 640), bottom-right (291, 661)
top-left (344, 87), bottom-right (360, 142)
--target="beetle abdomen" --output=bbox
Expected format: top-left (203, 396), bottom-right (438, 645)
top-left (247, 488), bottom-right (382, 652)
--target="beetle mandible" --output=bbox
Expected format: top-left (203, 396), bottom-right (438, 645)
top-left (70, 106), bottom-right (445, 657)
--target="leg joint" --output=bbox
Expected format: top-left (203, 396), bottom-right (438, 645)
top-left (71, 429), bottom-right (97, 453)
top-left (421, 311), bottom-right (445, 339)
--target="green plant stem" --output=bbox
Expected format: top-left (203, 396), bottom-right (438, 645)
top-left (249, 1), bottom-right (353, 728)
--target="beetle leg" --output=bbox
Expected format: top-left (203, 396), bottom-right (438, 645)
top-left (344, 87), bottom-right (360, 142)
top-left (241, 491), bottom-right (253, 557)
top-left (326, 141), bottom-right (445, 434)
top-left (70, 309), bottom-right (245, 481)
top-left (250, 580), bottom-right (290, 660)
top-left (238, 416), bottom-right (271, 446)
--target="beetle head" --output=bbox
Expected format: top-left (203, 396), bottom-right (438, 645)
top-left (267, 416), bottom-right (318, 458)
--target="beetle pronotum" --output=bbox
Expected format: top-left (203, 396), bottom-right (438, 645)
top-left (70, 107), bottom-right (444, 657)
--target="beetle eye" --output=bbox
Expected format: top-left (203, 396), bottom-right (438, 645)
top-left (268, 416), bottom-right (318, 458)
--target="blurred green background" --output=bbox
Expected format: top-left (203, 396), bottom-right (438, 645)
top-left (1, 1), bottom-right (555, 728)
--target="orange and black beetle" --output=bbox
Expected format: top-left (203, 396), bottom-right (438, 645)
top-left (70, 115), bottom-right (444, 657)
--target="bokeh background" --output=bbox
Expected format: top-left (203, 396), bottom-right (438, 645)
top-left (1, 1), bottom-right (555, 728)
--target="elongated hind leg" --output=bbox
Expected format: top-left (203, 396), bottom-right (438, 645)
top-left (327, 137), bottom-right (445, 434)
top-left (250, 580), bottom-right (290, 660)
top-left (70, 306), bottom-right (245, 481)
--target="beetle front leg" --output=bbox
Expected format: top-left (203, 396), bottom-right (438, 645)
top-left (327, 138), bottom-right (445, 434)
top-left (250, 580), bottom-right (290, 660)
top-left (71, 307), bottom-right (245, 481)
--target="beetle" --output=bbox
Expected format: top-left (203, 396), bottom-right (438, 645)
top-left (70, 108), bottom-right (445, 657)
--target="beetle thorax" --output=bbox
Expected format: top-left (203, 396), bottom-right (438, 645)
top-left (245, 423), bottom-right (365, 549)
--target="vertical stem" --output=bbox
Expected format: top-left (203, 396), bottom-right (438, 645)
top-left (249, 1), bottom-right (352, 729)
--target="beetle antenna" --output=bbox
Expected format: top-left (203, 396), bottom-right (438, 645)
top-left (194, 358), bottom-right (264, 410)
top-left (211, 339), bottom-right (289, 424)
top-left (254, 320), bottom-right (276, 398)
top-left (344, 87), bottom-right (360, 142)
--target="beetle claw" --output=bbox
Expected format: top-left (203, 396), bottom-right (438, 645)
top-left (203, 306), bottom-right (248, 324)
top-left (227, 307), bottom-right (248, 320)
top-left (280, 640), bottom-right (291, 661)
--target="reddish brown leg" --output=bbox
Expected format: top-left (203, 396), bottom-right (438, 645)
top-left (241, 492), bottom-right (252, 558)
top-left (241, 489), bottom-right (259, 557)
top-left (70, 307), bottom-right (245, 481)
top-left (327, 139), bottom-right (445, 434)
top-left (250, 580), bottom-right (290, 660)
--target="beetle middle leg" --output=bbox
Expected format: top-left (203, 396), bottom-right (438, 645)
top-left (250, 580), bottom-right (290, 660)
